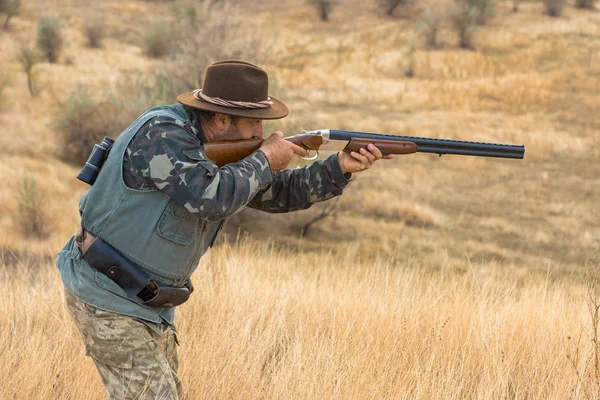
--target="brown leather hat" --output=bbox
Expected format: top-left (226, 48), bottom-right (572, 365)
top-left (177, 60), bottom-right (289, 120)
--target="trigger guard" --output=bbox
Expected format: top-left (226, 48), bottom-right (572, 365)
top-left (301, 150), bottom-right (319, 161)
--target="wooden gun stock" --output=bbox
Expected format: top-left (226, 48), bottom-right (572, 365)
top-left (203, 134), bottom-right (324, 167)
top-left (203, 138), bottom-right (263, 167)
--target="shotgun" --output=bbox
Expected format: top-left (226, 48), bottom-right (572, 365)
top-left (203, 129), bottom-right (525, 167)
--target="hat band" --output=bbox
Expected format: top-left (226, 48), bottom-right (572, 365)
top-left (193, 89), bottom-right (273, 110)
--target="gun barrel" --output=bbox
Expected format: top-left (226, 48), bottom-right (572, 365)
top-left (328, 130), bottom-right (525, 159)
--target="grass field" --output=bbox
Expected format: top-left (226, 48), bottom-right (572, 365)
top-left (0, 0), bottom-right (599, 398)
top-left (3, 240), bottom-right (600, 398)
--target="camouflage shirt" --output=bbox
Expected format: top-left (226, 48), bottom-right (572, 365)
top-left (122, 105), bottom-right (352, 219)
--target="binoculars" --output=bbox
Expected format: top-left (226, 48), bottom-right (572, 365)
top-left (77, 136), bottom-right (115, 185)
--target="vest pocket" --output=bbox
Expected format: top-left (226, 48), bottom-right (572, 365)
top-left (156, 201), bottom-right (199, 245)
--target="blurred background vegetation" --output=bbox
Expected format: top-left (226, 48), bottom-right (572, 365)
top-left (1, 1), bottom-right (600, 398)
top-left (0, 0), bottom-right (598, 273)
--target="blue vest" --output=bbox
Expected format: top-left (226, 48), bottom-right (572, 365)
top-left (56, 104), bottom-right (225, 326)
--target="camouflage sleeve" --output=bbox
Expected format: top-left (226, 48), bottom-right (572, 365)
top-left (127, 119), bottom-right (273, 221)
top-left (247, 154), bottom-right (352, 213)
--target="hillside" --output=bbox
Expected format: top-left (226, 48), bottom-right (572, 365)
top-left (1, 0), bottom-right (599, 397)
top-left (1, 0), bottom-right (598, 273)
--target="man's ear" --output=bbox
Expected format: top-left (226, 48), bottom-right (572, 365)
top-left (214, 113), bottom-right (231, 132)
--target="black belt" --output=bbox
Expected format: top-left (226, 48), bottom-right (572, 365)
top-left (76, 229), bottom-right (192, 308)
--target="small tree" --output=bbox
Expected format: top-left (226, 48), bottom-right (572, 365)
top-left (311, 0), bottom-right (335, 21)
top-left (465, 0), bottom-right (495, 25)
top-left (378, 0), bottom-right (413, 17)
top-left (83, 13), bottom-right (106, 48)
top-left (141, 20), bottom-right (173, 58)
top-left (0, 0), bottom-right (20, 30)
top-left (418, 8), bottom-right (443, 48)
top-left (0, 73), bottom-right (8, 110)
top-left (16, 176), bottom-right (49, 239)
top-left (300, 199), bottom-right (341, 237)
top-left (36, 17), bottom-right (63, 63)
top-left (575, 0), bottom-right (595, 9)
top-left (404, 42), bottom-right (416, 77)
top-left (18, 46), bottom-right (40, 96)
top-left (543, 0), bottom-right (566, 16)
top-left (171, 0), bottom-right (198, 27)
top-left (450, 2), bottom-right (477, 50)
top-left (53, 84), bottom-right (116, 165)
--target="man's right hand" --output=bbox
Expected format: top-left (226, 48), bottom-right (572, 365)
top-left (259, 132), bottom-right (308, 171)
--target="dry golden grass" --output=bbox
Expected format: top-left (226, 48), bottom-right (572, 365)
top-left (2, 239), bottom-right (599, 399)
top-left (0, 0), bottom-right (599, 398)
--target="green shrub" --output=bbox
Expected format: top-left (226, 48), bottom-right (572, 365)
top-left (169, 9), bottom-right (266, 87)
top-left (450, 2), bottom-right (477, 49)
top-left (512, 0), bottom-right (519, 12)
top-left (404, 42), bottom-right (416, 77)
top-left (104, 70), bottom-right (178, 129)
top-left (310, 0), bottom-right (335, 21)
top-left (36, 16), bottom-right (63, 63)
top-left (100, 6), bottom-right (269, 135)
top-left (575, 0), bottom-right (595, 9)
top-left (465, 0), bottom-right (495, 25)
top-left (0, 0), bottom-right (21, 30)
top-left (83, 13), bottom-right (106, 48)
top-left (543, 0), bottom-right (566, 16)
top-left (141, 20), bottom-right (173, 58)
top-left (18, 46), bottom-right (40, 96)
top-left (378, 0), bottom-right (413, 17)
top-left (53, 84), bottom-right (117, 166)
top-left (418, 8), bottom-right (443, 48)
top-left (170, 0), bottom-right (197, 27)
top-left (0, 72), bottom-right (8, 110)
top-left (16, 176), bottom-right (49, 239)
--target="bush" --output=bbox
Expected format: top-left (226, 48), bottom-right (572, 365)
top-left (418, 8), bottom-right (443, 48)
top-left (378, 0), bottom-right (413, 17)
top-left (404, 43), bottom-right (416, 77)
top-left (157, 6), bottom-right (267, 94)
top-left (97, 5), bottom-right (270, 135)
top-left (0, 72), bottom-right (7, 92)
top-left (16, 176), bottom-right (49, 239)
top-left (310, 0), bottom-right (335, 21)
top-left (83, 13), bottom-right (106, 48)
top-left (141, 20), bottom-right (173, 58)
top-left (512, 0), bottom-right (519, 12)
top-left (450, 2), bottom-right (477, 49)
top-left (36, 16), bottom-right (63, 63)
top-left (543, 0), bottom-right (566, 16)
top-left (0, 72), bottom-right (8, 110)
top-left (18, 46), bottom-right (40, 96)
top-left (0, 0), bottom-right (21, 30)
top-left (53, 84), bottom-right (117, 166)
top-left (575, 0), bottom-right (595, 9)
top-left (170, 0), bottom-right (197, 26)
top-left (465, 0), bottom-right (495, 25)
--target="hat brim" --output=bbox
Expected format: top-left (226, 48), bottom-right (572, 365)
top-left (177, 91), bottom-right (289, 120)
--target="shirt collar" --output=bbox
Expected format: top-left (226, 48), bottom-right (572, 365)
top-left (183, 105), bottom-right (207, 143)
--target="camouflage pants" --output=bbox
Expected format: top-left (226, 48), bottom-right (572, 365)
top-left (65, 290), bottom-right (182, 400)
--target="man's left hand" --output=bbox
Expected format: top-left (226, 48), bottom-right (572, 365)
top-left (337, 143), bottom-right (395, 174)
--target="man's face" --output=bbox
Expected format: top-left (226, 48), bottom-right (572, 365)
top-left (223, 117), bottom-right (263, 140)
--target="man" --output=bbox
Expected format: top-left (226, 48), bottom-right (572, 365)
top-left (57, 60), bottom-right (393, 399)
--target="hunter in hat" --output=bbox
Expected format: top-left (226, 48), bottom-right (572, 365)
top-left (57, 60), bottom-right (392, 399)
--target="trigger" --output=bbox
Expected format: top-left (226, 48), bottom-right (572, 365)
top-left (301, 150), bottom-right (319, 161)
